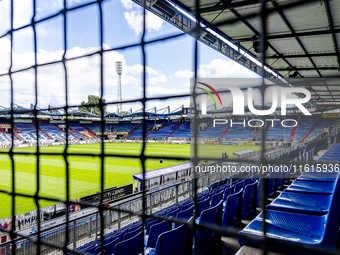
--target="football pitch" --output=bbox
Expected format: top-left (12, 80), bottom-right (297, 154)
top-left (0, 143), bottom-right (263, 218)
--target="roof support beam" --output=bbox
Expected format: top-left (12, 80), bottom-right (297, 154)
top-left (275, 67), bottom-right (338, 71)
top-left (271, 0), bottom-right (334, 100)
top-left (231, 28), bottom-right (340, 43)
top-left (324, 0), bottom-right (340, 66)
top-left (229, 8), bottom-right (298, 77)
top-left (197, 0), bottom-right (263, 14)
top-left (262, 52), bottom-right (340, 59)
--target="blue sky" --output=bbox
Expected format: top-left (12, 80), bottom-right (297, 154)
top-left (0, 0), bottom-right (258, 113)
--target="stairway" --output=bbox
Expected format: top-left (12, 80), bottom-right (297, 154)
top-left (14, 127), bottom-right (21, 134)
top-left (128, 123), bottom-right (141, 136)
top-left (14, 133), bottom-right (22, 141)
top-left (33, 123), bottom-right (53, 140)
top-left (290, 120), bottom-right (299, 139)
top-left (54, 124), bottom-right (65, 133)
top-left (81, 124), bottom-right (99, 138)
top-left (167, 123), bottom-right (183, 138)
top-left (302, 119), bottom-right (322, 142)
top-left (203, 122), bottom-right (211, 132)
top-left (220, 124), bottom-right (231, 139)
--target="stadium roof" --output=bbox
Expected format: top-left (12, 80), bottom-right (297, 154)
top-left (136, 0), bottom-right (340, 107)
top-left (0, 107), bottom-right (183, 119)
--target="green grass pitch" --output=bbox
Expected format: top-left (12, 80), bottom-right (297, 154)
top-left (0, 143), bottom-right (262, 218)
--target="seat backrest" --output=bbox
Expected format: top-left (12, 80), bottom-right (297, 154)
top-left (223, 185), bottom-right (234, 201)
top-left (322, 177), bottom-right (340, 247)
top-left (221, 188), bottom-right (243, 227)
top-left (216, 185), bottom-right (224, 193)
top-left (113, 231), bottom-right (142, 255)
top-left (147, 220), bottom-right (171, 248)
top-left (209, 189), bottom-right (223, 208)
top-left (181, 201), bottom-right (193, 212)
top-left (234, 180), bottom-right (244, 194)
top-left (196, 198), bottom-right (209, 217)
top-left (114, 230), bottom-right (126, 242)
top-left (123, 225), bottom-right (143, 240)
top-left (268, 171), bottom-right (276, 197)
top-left (147, 219), bottom-right (163, 235)
top-left (241, 181), bottom-right (258, 219)
top-left (176, 205), bottom-right (193, 220)
top-left (244, 178), bottom-right (251, 187)
top-left (95, 238), bottom-right (119, 255)
top-left (129, 223), bottom-right (142, 233)
top-left (154, 224), bottom-right (189, 255)
top-left (283, 166), bottom-right (290, 184)
top-left (196, 200), bottom-right (223, 247)
top-left (166, 208), bottom-right (180, 218)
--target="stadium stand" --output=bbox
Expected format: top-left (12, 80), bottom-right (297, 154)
top-left (294, 116), bottom-right (320, 140)
top-left (170, 122), bottom-right (190, 138)
top-left (69, 123), bottom-right (96, 139)
top-left (307, 119), bottom-right (335, 140)
top-left (15, 123), bottom-right (49, 141)
top-left (127, 122), bottom-right (156, 138)
top-left (39, 123), bottom-right (67, 140)
top-left (148, 122), bottom-right (180, 139)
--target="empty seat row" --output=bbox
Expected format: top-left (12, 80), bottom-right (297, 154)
top-left (239, 170), bottom-right (340, 255)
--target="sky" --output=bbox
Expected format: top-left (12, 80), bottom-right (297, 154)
top-left (0, 0), bottom-right (259, 114)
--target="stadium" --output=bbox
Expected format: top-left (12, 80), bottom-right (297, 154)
top-left (0, 0), bottom-right (340, 255)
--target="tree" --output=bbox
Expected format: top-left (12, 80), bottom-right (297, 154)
top-left (80, 95), bottom-right (107, 115)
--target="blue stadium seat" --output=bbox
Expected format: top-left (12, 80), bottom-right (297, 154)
top-left (268, 172), bottom-right (276, 197)
top-left (298, 172), bottom-right (338, 182)
top-left (166, 208), bottom-right (180, 218)
top-left (145, 220), bottom-right (171, 248)
top-left (244, 178), bottom-right (251, 187)
top-left (222, 185), bottom-right (233, 201)
top-left (95, 238), bottom-right (119, 255)
top-left (238, 178), bottom-right (340, 254)
top-left (241, 181), bottom-right (258, 219)
top-left (176, 205), bottom-right (193, 220)
top-left (146, 219), bottom-right (162, 235)
top-left (195, 200), bottom-right (223, 255)
top-left (221, 188), bottom-right (243, 228)
top-left (209, 189), bottom-right (223, 208)
top-left (285, 180), bottom-right (336, 195)
top-left (113, 231), bottom-right (142, 255)
top-left (129, 223), bottom-right (142, 232)
top-left (124, 225), bottom-right (143, 240)
top-left (234, 180), bottom-right (244, 194)
top-left (267, 192), bottom-right (331, 215)
top-left (181, 201), bottom-right (193, 211)
top-left (144, 223), bottom-right (190, 255)
top-left (196, 198), bottom-right (209, 217)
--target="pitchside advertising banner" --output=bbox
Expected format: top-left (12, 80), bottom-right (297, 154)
top-left (189, 78), bottom-right (339, 176)
top-left (81, 184), bottom-right (133, 206)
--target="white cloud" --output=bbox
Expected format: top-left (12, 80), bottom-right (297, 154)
top-left (0, 0), bottom-right (33, 34)
top-left (174, 70), bottom-right (194, 79)
top-left (123, 10), bottom-right (164, 35)
top-left (174, 59), bottom-right (258, 81)
top-left (149, 74), bottom-right (167, 85)
top-left (121, 0), bottom-right (134, 10)
top-left (0, 37), bottom-right (161, 110)
top-left (127, 64), bottom-right (158, 75)
top-left (121, 0), bottom-right (164, 35)
top-left (199, 59), bottom-right (257, 78)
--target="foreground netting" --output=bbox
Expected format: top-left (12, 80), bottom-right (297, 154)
top-left (1, 0), bottom-right (340, 255)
